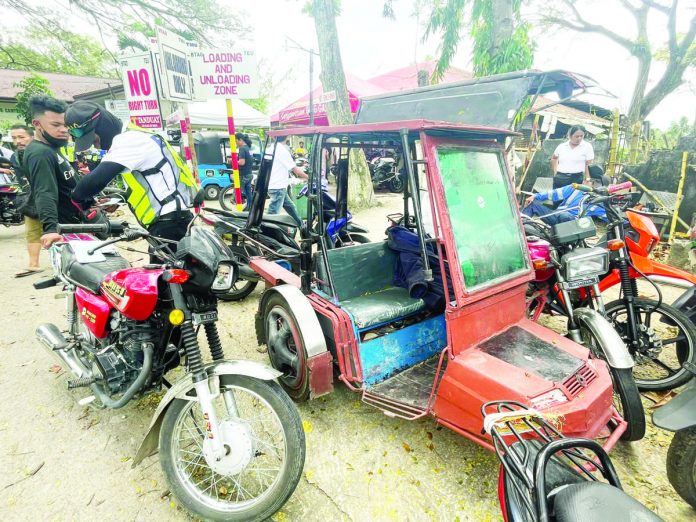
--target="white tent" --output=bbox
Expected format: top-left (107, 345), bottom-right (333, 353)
top-left (166, 98), bottom-right (270, 129)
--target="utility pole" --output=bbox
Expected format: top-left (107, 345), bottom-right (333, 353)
top-left (286, 37), bottom-right (320, 126)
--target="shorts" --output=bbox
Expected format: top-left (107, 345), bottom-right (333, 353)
top-left (25, 216), bottom-right (42, 243)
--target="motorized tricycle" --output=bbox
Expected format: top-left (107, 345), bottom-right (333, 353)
top-left (239, 100), bottom-right (636, 457)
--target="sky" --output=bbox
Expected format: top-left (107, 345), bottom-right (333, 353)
top-left (4, 0), bottom-right (695, 129)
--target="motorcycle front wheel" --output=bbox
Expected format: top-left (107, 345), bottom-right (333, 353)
top-left (604, 298), bottom-right (696, 391)
top-left (666, 426), bottom-right (696, 509)
top-left (159, 375), bottom-right (305, 522)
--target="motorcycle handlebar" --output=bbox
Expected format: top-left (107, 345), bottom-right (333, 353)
top-left (57, 220), bottom-right (127, 236)
top-left (607, 181), bottom-right (632, 194)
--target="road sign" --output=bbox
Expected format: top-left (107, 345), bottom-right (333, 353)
top-left (155, 26), bottom-right (199, 102)
top-left (119, 52), bottom-right (163, 129)
top-left (189, 49), bottom-right (259, 99)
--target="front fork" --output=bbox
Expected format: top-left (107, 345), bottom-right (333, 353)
top-left (169, 283), bottom-right (237, 461)
top-left (613, 223), bottom-right (641, 349)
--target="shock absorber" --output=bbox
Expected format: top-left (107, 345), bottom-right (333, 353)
top-left (619, 260), bottom-right (635, 298)
top-left (180, 322), bottom-right (204, 375)
top-left (204, 323), bottom-right (225, 361)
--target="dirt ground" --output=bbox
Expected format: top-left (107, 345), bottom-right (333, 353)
top-left (1, 193), bottom-right (694, 521)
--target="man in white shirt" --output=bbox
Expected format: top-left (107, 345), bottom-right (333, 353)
top-left (267, 139), bottom-right (308, 227)
top-left (551, 125), bottom-right (594, 190)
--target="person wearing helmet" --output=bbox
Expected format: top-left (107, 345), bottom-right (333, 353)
top-left (522, 165), bottom-right (609, 225)
top-left (65, 101), bottom-right (201, 249)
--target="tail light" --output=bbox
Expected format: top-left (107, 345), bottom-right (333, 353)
top-left (162, 269), bottom-right (190, 284)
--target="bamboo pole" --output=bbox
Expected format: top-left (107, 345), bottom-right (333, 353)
top-left (607, 109), bottom-right (620, 180)
top-left (225, 99), bottom-right (243, 211)
top-left (669, 151), bottom-right (689, 244)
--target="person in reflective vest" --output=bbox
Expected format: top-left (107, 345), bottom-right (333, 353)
top-left (65, 101), bottom-right (201, 249)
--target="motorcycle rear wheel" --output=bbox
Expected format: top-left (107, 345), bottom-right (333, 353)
top-left (666, 426), bottom-right (696, 510)
top-left (604, 298), bottom-right (696, 391)
top-left (159, 375), bottom-right (305, 522)
top-left (219, 185), bottom-right (247, 212)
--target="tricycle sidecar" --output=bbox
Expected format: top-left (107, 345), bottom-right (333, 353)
top-left (245, 117), bottom-right (626, 451)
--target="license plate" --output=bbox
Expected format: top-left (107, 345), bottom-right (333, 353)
top-left (192, 311), bottom-right (218, 325)
top-left (563, 277), bottom-right (598, 289)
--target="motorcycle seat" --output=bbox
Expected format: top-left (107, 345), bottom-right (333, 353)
top-left (553, 481), bottom-right (662, 522)
top-left (227, 210), bottom-right (299, 229)
top-left (61, 247), bottom-right (130, 294)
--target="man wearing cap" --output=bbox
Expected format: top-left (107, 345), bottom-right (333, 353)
top-left (65, 101), bottom-right (201, 247)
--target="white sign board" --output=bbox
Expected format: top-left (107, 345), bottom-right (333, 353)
top-left (155, 26), bottom-right (199, 102)
top-left (105, 99), bottom-right (130, 126)
top-left (189, 49), bottom-right (259, 99)
top-left (119, 53), bottom-right (163, 130)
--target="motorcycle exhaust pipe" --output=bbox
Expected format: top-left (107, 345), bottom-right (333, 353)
top-left (36, 323), bottom-right (91, 379)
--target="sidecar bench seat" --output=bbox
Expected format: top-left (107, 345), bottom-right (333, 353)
top-left (225, 210), bottom-right (299, 228)
top-left (553, 481), bottom-right (661, 522)
top-left (316, 241), bottom-right (425, 329)
top-left (61, 247), bottom-right (130, 294)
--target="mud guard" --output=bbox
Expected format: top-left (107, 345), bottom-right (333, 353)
top-left (255, 284), bottom-right (333, 398)
top-left (573, 308), bottom-right (634, 369)
top-left (132, 360), bottom-right (282, 467)
top-left (653, 382), bottom-right (696, 431)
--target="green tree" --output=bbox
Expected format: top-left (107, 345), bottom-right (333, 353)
top-left (309, 0), bottom-right (374, 209)
top-left (650, 116), bottom-right (693, 150)
top-left (543, 0), bottom-right (696, 163)
top-left (423, 0), bottom-right (534, 81)
top-left (14, 73), bottom-right (53, 124)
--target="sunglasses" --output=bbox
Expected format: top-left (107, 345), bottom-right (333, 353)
top-left (68, 111), bottom-right (100, 138)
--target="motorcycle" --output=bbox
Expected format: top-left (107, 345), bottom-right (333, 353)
top-left (369, 152), bottom-right (405, 193)
top-left (208, 183), bottom-right (370, 301)
top-left (0, 160), bottom-right (25, 227)
top-left (33, 218), bottom-right (305, 522)
top-left (653, 382), bottom-right (696, 510)
top-left (483, 400), bottom-right (662, 522)
top-left (573, 183), bottom-right (696, 391)
top-left (523, 194), bottom-right (645, 441)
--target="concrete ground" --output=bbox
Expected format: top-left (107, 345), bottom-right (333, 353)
top-left (0, 193), bottom-right (694, 521)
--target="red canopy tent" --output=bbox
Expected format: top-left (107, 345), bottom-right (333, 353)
top-left (270, 61), bottom-right (470, 127)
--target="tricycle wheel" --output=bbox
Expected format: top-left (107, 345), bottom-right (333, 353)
top-left (263, 294), bottom-right (311, 401)
top-left (205, 184), bottom-right (221, 200)
top-left (666, 426), bottom-right (696, 509)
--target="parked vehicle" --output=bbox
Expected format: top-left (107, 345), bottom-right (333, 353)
top-left (33, 219), bottom-right (305, 522)
top-left (369, 151), bottom-right (405, 192)
top-left (244, 77), bottom-right (634, 454)
top-left (194, 131), bottom-right (262, 200)
top-left (483, 401), bottom-right (662, 522)
top-left (0, 179), bottom-right (24, 227)
top-left (572, 184), bottom-right (696, 391)
top-left (524, 196), bottom-right (645, 440)
top-left (653, 383), bottom-right (696, 510)
top-left (206, 181), bottom-right (370, 301)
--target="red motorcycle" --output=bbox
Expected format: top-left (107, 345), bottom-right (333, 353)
top-left (33, 219), bottom-right (305, 522)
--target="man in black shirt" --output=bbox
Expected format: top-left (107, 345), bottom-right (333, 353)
top-left (23, 95), bottom-right (85, 248)
top-left (235, 132), bottom-right (254, 210)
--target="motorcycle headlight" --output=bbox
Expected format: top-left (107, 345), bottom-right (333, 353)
top-left (561, 247), bottom-right (609, 282)
top-left (211, 262), bottom-right (237, 293)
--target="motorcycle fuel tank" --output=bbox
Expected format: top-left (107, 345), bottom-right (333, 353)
top-left (100, 268), bottom-right (163, 321)
top-left (528, 237), bottom-right (554, 282)
top-left (75, 287), bottom-right (113, 339)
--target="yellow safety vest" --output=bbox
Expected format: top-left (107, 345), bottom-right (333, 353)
top-left (60, 143), bottom-right (75, 162)
top-left (121, 124), bottom-right (201, 227)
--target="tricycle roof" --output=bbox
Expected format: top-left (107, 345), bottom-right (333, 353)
top-left (268, 119), bottom-right (519, 142)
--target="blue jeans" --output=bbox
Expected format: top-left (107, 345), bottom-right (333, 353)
top-left (268, 188), bottom-right (302, 227)
top-left (523, 202), bottom-right (574, 226)
top-left (241, 176), bottom-right (253, 211)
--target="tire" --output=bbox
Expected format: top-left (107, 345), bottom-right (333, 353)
top-left (604, 298), bottom-right (696, 391)
top-left (388, 175), bottom-right (404, 193)
top-left (262, 294), bottom-right (311, 401)
top-left (666, 426), bottom-right (696, 510)
top-left (159, 375), bottom-right (305, 522)
top-left (349, 233), bottom-right (371, 244)
top-left (218, 185), bottom-right (247, 211)
top-left (577, 317), bottom-right (646, 441)
top-left (205, 184), bottom-right (220, 200)
top-left (217, 279), bottom-right (258, 301)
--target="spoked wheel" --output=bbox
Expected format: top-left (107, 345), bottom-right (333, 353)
top-left (159, 375), bottom-right (305, 522)
top-left (263, 295), bottom-right (310, 401)
top-left (604, 298), bottom-right (696, 391)
top-left (577, 314), bottom-right (646, 441)
top-left (219, 185), bottom-right (247, 211)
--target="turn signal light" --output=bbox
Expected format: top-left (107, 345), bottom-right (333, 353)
top-left (162, 269), bottom-right (190, 284)
top-left (532, 259), bottom-right (549, 270)
top-left (169, 309), bottom-right (185, 325)
top-left (607, 239), bottom-right (625, 251)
